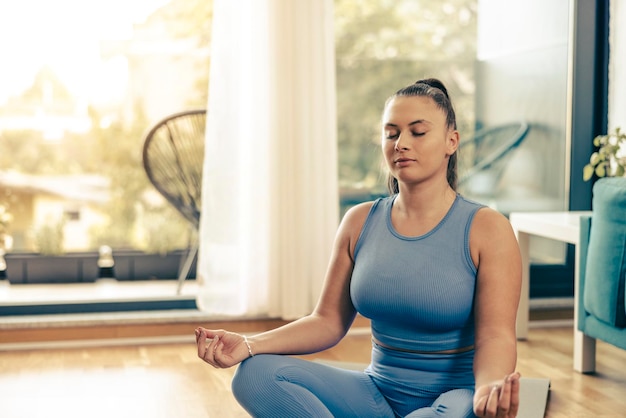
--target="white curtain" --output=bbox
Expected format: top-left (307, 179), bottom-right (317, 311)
top-left (196, 0), bottom-right (339, 320)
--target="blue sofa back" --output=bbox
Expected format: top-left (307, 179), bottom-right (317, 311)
top-left (583, 177), bottom-right (626, 328)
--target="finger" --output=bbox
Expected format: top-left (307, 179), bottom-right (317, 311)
top-left (196, 329), bottom-right (207, 358)
top-left (499, 376), bottom-right (511, 403)
top-left (195, 327), bottom-right (211, 343)
top-left (204, 335), bottom-right (220, 366)
top-left (497, 377), bottom-right (512, 416)
top-left (197, 330), bottom-right (217, 364)
top-left (485, 385), bottom-right (500, 417)
top-left (474, 395), bottom-right (488, 417)
top-left (508, 374), bottom-right (521, 417)
top-left (213, 338), bottom-right (226, 367)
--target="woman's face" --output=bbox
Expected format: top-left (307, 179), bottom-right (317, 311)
top-left (382, 95), bottom-right (458, 188)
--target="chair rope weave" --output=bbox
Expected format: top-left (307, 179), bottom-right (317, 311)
top-left (142, 109), bottom-right (206, 294)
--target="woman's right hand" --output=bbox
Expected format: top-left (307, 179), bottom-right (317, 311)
top-left (473, 372), bottom-right (520, 417)
top-left (195, 327), bottom-right (252, 368)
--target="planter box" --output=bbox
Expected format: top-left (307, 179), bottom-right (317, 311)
top-left (2, 249), bottom-right (196, 284)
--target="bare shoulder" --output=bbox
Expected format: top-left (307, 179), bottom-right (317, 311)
top-left (339, 200), bottom-right (376, 238)
top-left (470, 206), bottom-right (520, 259)
top-left (342, 200), bottom-right (375, 225)
top-left (472, 206), bottom-right (513, 233)
top-left (339, 200), bottom-right (377, 259)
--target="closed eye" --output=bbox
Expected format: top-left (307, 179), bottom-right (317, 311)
top-left (384, 130), bottom-right (399, 140)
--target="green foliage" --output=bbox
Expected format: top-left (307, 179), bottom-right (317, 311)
top-left (160, 0), bottom-right (213, 47)
top-left (158, 0), bottom-right (212, 106)
top-left (140, 205), bottom-right (195, 255)
top-left (34, 216), bottom-right (65, 255)
top-left (20, 66), bottom-right (74, 105)
top-left (0, 204), bottom-right (11, 235)
top-left (583, 127), bottom-right (626, 181)
top-left (86, 105), bottom-right (152, 249)
top-left (0, 189), bottom-right (16, 246)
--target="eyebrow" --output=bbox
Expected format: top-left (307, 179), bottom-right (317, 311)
top-left (384, 119), bottom-right (432, 128)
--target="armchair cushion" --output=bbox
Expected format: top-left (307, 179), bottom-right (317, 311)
top-left (583, 177), bottom-right (626, 328)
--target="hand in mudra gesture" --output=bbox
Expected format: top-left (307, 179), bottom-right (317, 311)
top-left (473, 372), bottom-right (521, 417)
top-left (195, 327), bottom-right (252, 369)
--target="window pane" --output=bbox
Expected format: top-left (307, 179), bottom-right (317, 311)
top-left (0, 0), bottom-right (211, 255)
top-left (335, 0), bottom-right (570, 272)
top-left (334, 0), bottom-right (477, 213)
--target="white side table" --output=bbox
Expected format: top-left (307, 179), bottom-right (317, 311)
top-left (509, 211), bottom-right (596, 372)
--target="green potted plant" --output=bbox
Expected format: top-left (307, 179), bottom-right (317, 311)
top-left (583, 127), bottom-right (626, 181)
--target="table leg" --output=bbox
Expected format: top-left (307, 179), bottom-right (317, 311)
top-left (574, 331), bottom-right (596, 372)
top-left (573, 241), bottom-right (596, 372)
top-left (515, 231), bottom-right (530, 340)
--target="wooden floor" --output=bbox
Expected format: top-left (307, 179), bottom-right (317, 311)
top-left (1, 322), bottom-right (626, 418)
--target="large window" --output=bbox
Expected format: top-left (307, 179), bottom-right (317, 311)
top-left (0, 0), bottom-right (602, 303)
top-left (0, 0), bottom-right (211, 258)
top-left (0, 0), bottom-right (477, 268)
top-left (336, 0), bottom-right (591, 300)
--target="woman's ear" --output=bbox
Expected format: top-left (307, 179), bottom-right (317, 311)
top-left (446, 130), bottom-right (460, 156)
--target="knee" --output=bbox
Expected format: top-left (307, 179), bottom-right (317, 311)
top-left (406, 389), bottom-right (475, 418)
top-left (231, 355), bottom-right (280, 400)
top-left (433, 389), bottom-right (474, 417)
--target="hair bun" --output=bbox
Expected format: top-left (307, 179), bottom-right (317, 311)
top-left (415, 78), bottom-right (450, 99)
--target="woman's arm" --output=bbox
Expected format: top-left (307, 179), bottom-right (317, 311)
top-left (469, 207), bottom-right (522, 417)
top-left (197, 202), bottom-right (373, 368)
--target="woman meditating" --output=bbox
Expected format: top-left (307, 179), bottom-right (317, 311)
top-left (195, 78), bottom-right (522, 417)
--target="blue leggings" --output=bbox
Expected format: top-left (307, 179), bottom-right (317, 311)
top-left (232, 346), bottom-right (476, 417)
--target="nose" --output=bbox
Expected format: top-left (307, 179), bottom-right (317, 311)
top-left (394, 131), bottom-right (410, 151)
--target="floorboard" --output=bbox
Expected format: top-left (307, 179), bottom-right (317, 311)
top-left (0, 283), bottom-right (622, 417)
top-left (1, 325), bottom-right (625, 417)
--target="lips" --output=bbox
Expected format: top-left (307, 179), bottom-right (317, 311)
top-left (394, 157), bottom-right (415, 163)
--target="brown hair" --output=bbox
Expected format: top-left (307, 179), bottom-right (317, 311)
top-left (384, 78), bottom-right (458, 194)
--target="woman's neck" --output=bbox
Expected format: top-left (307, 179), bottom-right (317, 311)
top-left (395, 182), bottom-right (457, 216)
top-left (390, 183), bottom-right (457, 237)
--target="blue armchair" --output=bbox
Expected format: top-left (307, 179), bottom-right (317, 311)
top-left (576, 177), bottom-right (626, 373)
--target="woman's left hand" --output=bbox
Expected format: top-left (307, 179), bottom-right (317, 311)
top-left (195, 327), bottom-right (251, 368)
top-left (473, 372), bottom-right (521, 417)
